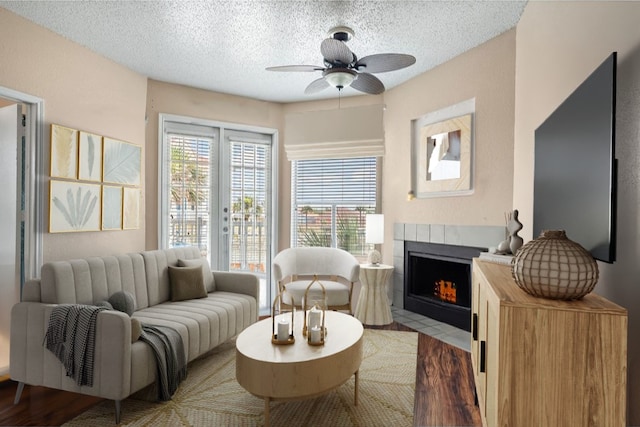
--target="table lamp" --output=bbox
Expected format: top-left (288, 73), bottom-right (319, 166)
top-left (365, 214), bottom-right (384, 266)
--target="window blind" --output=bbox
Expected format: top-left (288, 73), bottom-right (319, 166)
top-left (292, 157), bottom-right (377, 205)
top-left (291, 157), bottom-right (377, 254)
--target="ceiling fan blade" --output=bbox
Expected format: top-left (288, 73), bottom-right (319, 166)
top-left (305, 78), bottom-right (330, 94)
top-left (351, 73), bottom-right (385, 95)
top-left (266, 65), bottom-right (324, 72)
top-left (355, 53), bottom-right (416, 73)
top-left (320, 38), bottom-right (354, 65)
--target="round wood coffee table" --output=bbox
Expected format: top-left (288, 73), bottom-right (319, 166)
top-left (235, 310), bottom-right (364, 427)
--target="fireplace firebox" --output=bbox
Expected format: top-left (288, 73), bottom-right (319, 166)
top-left (404, 241), bottom-right (484, 331)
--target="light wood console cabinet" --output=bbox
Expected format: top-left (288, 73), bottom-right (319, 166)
top-left (471, 259), bottom-right (627, 427)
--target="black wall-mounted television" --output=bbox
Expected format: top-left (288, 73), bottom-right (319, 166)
top-left (533, 52), bottom-right (617, 263)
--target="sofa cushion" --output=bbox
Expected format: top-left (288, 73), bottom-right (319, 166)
top-left (39, 254), bottom-right (147, 306)
top-left (141, 246), bottom-right (203, 306)
top-left (178, 258), bottom-right (215, 292)
top-left (168, 265), bottom-right (207, 302)
top-left (109, 291), bottom-right (136, 315)
top-left (133, 291), bottom-right (258, 362)
top-left (284, 279), bottom-right (350, 307)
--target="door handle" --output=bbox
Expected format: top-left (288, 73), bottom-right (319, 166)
top-left (480, 340), bottom-right (486, 373)
top-left (472, 313), bottom-right (478, 341)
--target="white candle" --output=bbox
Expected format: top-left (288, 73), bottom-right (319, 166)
top-left (310, 326), bottom-right (322, 344)
top-left (308, 309), bottom-right (321, 329)
top-left (277, 318), bottom-right (290, 342)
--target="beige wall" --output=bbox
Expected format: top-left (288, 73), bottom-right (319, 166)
top-left (0, 8), bottom-right (148, 262)
top-left (144, 80), bottom-right (284, 250)
top-left (513, 2), bottom-right (640, 423)
top-left (381, 29), bottom-right (516, 263)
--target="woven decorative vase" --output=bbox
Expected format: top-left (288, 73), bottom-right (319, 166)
top-left (511, 230), bottom-right (599, 300)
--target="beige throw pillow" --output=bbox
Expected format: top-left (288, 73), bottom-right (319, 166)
top-left (168, 265), bottom-right (207, 302)
top-left (178, 258), bottom-right (215, 292)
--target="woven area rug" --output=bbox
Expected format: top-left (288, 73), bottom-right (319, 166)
top-left (63, 329), bottom-right (418, 427)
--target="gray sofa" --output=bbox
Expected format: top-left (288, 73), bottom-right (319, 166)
top-left (10, 246), bottom-right (259, 423)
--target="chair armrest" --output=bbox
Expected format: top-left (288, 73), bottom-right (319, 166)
top-left (333, 257), bottom-right (361, 283)
top-left (10, 302), bottom-right (133, 400)
top-left (212, 271), bottom-right (260, 302)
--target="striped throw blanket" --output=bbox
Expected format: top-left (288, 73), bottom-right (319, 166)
top-left (139, 324), bottom-right (187, 401)
top-left (44, 304), bottom-right (106, 387)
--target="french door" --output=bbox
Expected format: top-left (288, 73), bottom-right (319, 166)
top-left (160, 115), bottom-right (277, 312)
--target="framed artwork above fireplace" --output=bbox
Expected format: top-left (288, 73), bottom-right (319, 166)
top-left (411, 99), bottom-right (475, 198)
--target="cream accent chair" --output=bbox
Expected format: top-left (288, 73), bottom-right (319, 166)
top-left (273, 247), bottom-right (360, 314)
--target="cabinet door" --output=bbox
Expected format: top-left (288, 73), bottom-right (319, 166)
top-left (475, 278), bottom-right (488, 412)
top-left (484, 297), bottom-right (499, 427)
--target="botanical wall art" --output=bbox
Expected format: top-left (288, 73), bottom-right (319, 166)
top-left (411, 99), bottom-right (475, 198)
top-left (103, 138), bottom-right (141, 186)
top-left (78, 131), bottom-right (103, 182)
top-left (50, 124), bottom-right (78, 179)
top-left (49, 180), bottom-right (101, 233)
top-left (48, 123), bottom-right (142, 233)
top-left (123, 187), bottom-right (140, 230)
top-left (102, 185), bottom-right (123, 230)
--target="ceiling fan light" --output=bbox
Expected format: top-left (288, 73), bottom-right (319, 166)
top-left (327, 26), bottom-right (354, 42)
top-left (323, 69), bottom-right (357, 89)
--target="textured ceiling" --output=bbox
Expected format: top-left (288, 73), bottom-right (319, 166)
top-left (0, 1), bottom-right (527, 103)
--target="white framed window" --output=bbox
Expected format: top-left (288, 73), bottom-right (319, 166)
top-left (291, 157), bottom-right (378, 257)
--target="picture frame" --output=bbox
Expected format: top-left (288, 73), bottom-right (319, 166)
top-left (411, 100), bottom-right (474, 198)
top-left (50, 124), bottom-right (78, 179)
top-left (123, 187), bottom-right (140, 230)
top-left (78, 131), bottom-right (103, 182)
top-left (49, 180), bottom-right (101, 233)
top-left (101, 185), bottom-right (123, 230)
top-left (103, 137), bottom-right (141, 186)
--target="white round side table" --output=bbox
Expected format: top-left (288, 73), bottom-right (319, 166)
top-left (354, 264), bottom-right (394, 325)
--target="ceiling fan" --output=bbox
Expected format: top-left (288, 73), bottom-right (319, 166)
top-left (266, 26), bottom-right (416, 95)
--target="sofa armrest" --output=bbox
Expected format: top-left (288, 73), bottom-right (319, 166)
top-left (21, 279), bottom-right (42, 302)
top-left (10, 302), bottom-right (133, 400)
top-left (212, 271), bottom-right (260, 302)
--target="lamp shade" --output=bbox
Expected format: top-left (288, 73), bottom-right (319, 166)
top-left (365, 214), bottom-right (384, 244)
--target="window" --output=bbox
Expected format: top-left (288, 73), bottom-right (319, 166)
top-left (167, 133), bottom-right (212, 254)
top-left (229, 139), bottom-right (270, 274)
top-left (291, 157), bottom-right (377, 257)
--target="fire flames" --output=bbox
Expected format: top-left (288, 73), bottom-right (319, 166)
top-left (434, 280), bottom-right (457, 303)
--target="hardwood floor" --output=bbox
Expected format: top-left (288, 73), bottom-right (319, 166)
top-left (0, 322), bottom-right (481, 426)
top-left (370, 322), bottom-right (482, 427)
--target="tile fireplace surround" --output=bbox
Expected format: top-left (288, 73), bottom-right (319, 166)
top-left (390, 223), bottom-right (506, 308)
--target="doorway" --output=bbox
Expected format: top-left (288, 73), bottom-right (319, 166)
top-left (0, 88), bottom-right (44, 376)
